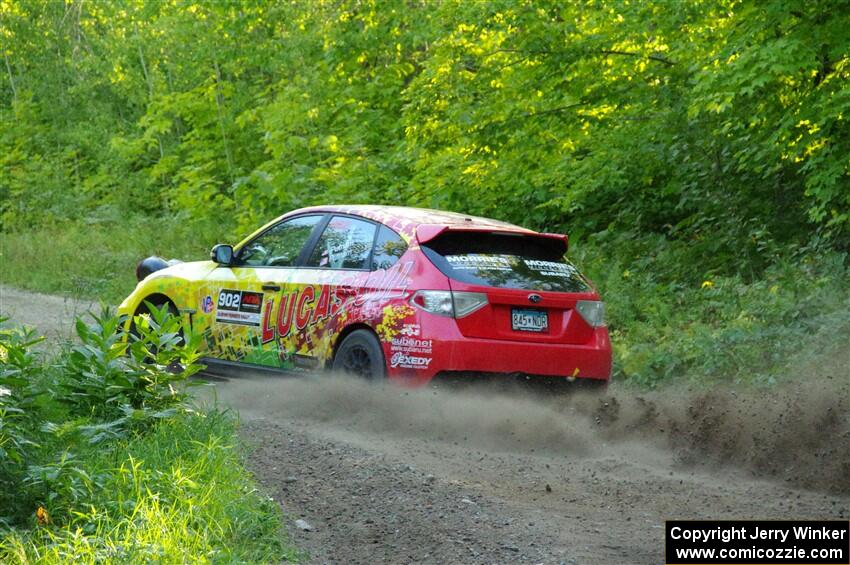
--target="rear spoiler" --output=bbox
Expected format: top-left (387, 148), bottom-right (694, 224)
top-left (415, 225), bottom-right (568, 252)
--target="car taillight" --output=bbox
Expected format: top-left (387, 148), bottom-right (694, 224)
top-left (411, 291), bottom-right (488, 318)
top-left (452, 291), bottom-right (489, 317)
top-left (575, 300), bottom-right (605, 327)
top-left (411, 290), bottom-right (453, 316)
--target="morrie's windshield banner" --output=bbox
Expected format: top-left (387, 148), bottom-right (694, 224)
top-left (665, 520), bottom-right (849, 565)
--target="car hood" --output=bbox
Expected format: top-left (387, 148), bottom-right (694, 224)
top-left (145, 259), bottom-right (219, 282)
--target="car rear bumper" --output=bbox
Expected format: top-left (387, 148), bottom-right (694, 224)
top-left (384, 317), bottom-right (612, 385)
top-left (443, 333), bottom-right (611, 379)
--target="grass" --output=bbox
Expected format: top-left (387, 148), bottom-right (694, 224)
top-left (0, 310), bottom-right (300, 563)
top-left (1, 411), bottom-right (299, 564)
top-left (574, 238), bottom-right (850, 386)
top-left (0, 216), bottom-right (221, 304)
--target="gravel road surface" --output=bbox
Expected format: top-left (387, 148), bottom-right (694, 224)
top-left (3, 285), bottom-right (848, 564)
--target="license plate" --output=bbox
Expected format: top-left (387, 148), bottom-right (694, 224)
top-left (511, 308), bottom-right (548, 332)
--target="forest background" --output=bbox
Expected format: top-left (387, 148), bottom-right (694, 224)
top-left (2, 0), bottom-right (849, 386)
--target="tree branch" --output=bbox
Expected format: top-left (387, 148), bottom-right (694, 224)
top-left (599, 49), bottom-right (676, 67)
top-left (482, 47), bottom-right (676, 67)
top-left (4, 53), bottom-right (17, 103)
top-left (477, 101), bottom-right (588, 132)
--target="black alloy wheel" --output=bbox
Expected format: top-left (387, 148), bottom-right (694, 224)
top-left (332, 329), bottom-right (386, 380)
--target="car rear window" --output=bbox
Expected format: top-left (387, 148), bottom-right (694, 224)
top-left (421, 231), bottom-right (591, 292)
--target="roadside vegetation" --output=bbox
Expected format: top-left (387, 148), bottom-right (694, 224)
top-left (2, 0), bottom-right (849, 388)
top-left (0, 218), bottom-right (219, 302)
top-left (0, 308), bottom-right (296, 563)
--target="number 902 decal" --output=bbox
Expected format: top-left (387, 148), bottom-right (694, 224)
top-left (215, 289), bottom-right (263, 326)
top-left (218, 290), bottom-right (241, 309)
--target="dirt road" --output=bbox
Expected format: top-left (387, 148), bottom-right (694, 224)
top-left (0, 285), bottom-right (94, 343)
top-left (3, 285), bottom-right (848, 564)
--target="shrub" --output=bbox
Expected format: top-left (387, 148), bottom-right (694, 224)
top-left (0, 310), bottom-right (293, 562)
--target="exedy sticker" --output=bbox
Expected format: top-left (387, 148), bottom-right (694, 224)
top-left (215, 289), bottom-right (264, 326)
top-left (390, 352), bottom-right (432, 369)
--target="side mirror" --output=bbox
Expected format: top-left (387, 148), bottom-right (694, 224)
top-left (211, 244), bottom-right (234, 265)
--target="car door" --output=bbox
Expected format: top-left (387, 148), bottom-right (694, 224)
top-left (202, 214), bottom-right (326, 368)
top-left (289, 214), bottom-right (380, 368)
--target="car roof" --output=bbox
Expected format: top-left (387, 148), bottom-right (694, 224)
top-left (233, 205), bottom-right (542, 250)
top-left (294, 205), bottom-right (534, 234)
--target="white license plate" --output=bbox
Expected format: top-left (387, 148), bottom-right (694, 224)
top-left (511, 308), bottom-right (548, 332)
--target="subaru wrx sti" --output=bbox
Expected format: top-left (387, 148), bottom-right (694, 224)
top-left (119, 206), bottom-right (612, 385)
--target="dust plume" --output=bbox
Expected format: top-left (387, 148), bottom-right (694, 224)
top-left (202, 349), bottom-right (849, 495)
top-left (206, 374), bottom-right (597, 455)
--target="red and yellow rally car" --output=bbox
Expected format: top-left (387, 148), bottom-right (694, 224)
top-left (119, 206), bottom-right (612, 385)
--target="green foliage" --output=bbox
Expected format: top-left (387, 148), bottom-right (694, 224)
top-left (3, 0), bottom-right (848, 248)
top-left (575, 238), bottom-right (850, 386)
top-left (0, 307), bottom-right (205, 522)
top-left (1, 413), bottom-right (295, 564)
top-left (0, 217), bottom-right (220, 303)
top-left (64, 305), bottom-right (203, 425)
top-left (0, 313), bottom-right (294, 562)
top-left (0, 321), bottom-right (44, 481)
top-left (1, 0), bottom-right (848, 387)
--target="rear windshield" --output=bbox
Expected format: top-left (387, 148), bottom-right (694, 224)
top-left (421, 231), bottom-right (591, 293)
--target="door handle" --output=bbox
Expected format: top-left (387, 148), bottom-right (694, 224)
top-left (262, 284), bottom-right (281, 292)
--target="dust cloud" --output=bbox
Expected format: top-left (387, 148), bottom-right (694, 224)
top-left (560, 377), bottom-right (849, 495)
top-left (202, 356), bottom-right (849, 495)
top-left (206, 374), bottom-right (597, 455)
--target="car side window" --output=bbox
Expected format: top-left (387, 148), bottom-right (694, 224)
top-left (306, 215), bottom-right (377, 269)
top-left (371, 226), bottom-right (407, 270)
top-left (237, 215), bottom-right (324, 267)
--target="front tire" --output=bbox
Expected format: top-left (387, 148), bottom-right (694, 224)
top-left (131, 299), bottom-right (182, 342)
top-left (130, 299), bottom-right (185, 367)
top-left (332, 330), bottom-right (386, 380)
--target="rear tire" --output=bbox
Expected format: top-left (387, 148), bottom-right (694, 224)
top-left (332, 330), bottom-right (386, 380)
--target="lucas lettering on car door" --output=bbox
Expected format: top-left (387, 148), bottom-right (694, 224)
top-left (204, 214), bottom-right (324, 366)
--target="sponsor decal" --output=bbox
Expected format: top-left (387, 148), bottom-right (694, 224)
top-left (261, 285), bottom-right (340, 344)
top-left (390, 352), bottom-right (432, 369)
top-left (523, 259), bottom-right (579, 278)
top-left (295, 286), bottom-right (315, 330)
top-left (201, 295), bottom-right (214, 314)
top-left (347, 261), bottom-right (415, 307)
top-left (446, 254), bottom-right (512, 271)
top-left (215, 289), bottom-right (264, 327)
top-left (399, 323), bottom-right (420, 337)
top-left (261, 298), bottom-right (277, 343)
top-left (236, 261), bottom-right (419, 361)
top-left (444, 255), bottom-right (580, 278)
top-left (390, 336), bottom-right (432, 354)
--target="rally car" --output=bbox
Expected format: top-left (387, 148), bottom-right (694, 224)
top-left (119, 206), bottom-right (612, 385)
